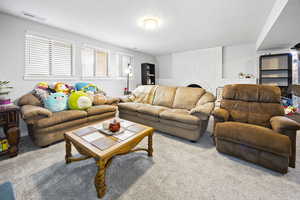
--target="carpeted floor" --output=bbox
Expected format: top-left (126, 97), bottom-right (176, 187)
top-left (1, 130), bottom-right (300, 200)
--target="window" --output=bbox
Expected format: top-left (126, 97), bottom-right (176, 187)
top-left (81, 46), bottom-right (108, 77)
top-left (118, 53), bottom-right (134, 77)
top-left (25, 33), bottom-right (73, 78)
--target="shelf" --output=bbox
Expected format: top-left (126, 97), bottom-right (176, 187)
top-left (261, 77), bottom-right (288, 79)
top-left (261, 69), bottom-right (289, 71)
top-left (0, 149), bottom-right (9, 156)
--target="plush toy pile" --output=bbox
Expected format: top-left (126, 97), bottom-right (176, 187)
top-left (33, 82), bottom-right (106, 112)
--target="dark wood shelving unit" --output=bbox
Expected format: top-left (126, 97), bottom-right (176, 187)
top-left (141, 63), bottom-right (155, 85)
top-left (259, 53), bottom-right (292, 97)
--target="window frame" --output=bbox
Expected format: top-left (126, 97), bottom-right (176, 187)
top-left (24, 31), bottom-right (76, 80)
top-left (81, 44), bottom-right (110, 79)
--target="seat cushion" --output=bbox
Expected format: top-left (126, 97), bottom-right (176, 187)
top-left (159, 109), bottom-right (200, 125)
top-left (86, 105), bottom-right (116, 116)
top-left (118, 102), bottom-right (144, 112)
top-left (137, 104), bottom-right (168, 117)
top-left (215, 122), bottom-right (291, 155)
top-left (172, 87), bottom-right (205, 110)
top-left (35, 110), bottom-right (87, 128)
top-left (153, 86), bottom-right (177, 107)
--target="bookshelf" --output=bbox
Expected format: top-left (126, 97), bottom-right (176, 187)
top-left (259, 53), bottom-right (292, 97)
top-left (141, 63), bottom-right (155, 85)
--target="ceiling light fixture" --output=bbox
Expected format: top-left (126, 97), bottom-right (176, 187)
top-left (139, 17), bottom-right (161, 30)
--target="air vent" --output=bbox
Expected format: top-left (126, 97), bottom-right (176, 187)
top-left (22, 11), bottom-right (46, 21)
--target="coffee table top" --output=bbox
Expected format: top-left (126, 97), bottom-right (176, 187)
top-left (65, 118), bottom-right (154, 160)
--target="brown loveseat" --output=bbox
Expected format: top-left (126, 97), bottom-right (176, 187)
top-left (213, 84), bottom-right (300, 173)
top-left (119, 85), bottom-right (215, 141)
top-left (18, 93), bottom-right (117, 147)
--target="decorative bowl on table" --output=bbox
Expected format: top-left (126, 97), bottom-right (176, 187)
top-left (109, 120), bottom-right (121, 132)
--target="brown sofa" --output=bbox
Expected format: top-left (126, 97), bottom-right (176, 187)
top-left (119, 85), bottom-right (215, 141)
top-left (213, 84), bottom-right (300, 173)
top-left (18, 93), bottom-right (117, 147)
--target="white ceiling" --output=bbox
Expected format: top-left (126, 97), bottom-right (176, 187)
top-left (0, 0), bottom-right (276, 55)
top-left (257, 0), bottom-right (300, 50)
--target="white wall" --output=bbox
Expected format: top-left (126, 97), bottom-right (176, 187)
top-left (0, 13), bottom-right (156, 100)
top-left (223, 44), bottom-right (257, 79)
top-left (156, 44), bottom-right (257, 94)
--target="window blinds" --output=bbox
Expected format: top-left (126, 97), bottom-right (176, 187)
top-left (25, 34), bottom-right (73, 77)
top-left (81, 47), bottom-right (108, 77)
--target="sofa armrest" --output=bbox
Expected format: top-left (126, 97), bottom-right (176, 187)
top-left (21, 105), bottom-right (52, 119)
top-left (270, 116), bottom-right (300, 132)
top-left (105, 96), bottom-right (120, 105)
top-left (212, 108), bottom-right (229, 122)
top-left (189, 102), bottom-right (215, 120)
top-left (119, 95), bottom-right (135, 103)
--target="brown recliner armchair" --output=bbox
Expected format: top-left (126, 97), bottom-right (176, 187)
top-left (213, 84), bottom-right (300, 173)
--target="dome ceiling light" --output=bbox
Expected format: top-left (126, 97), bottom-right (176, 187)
top-left (139, 17), bottom-right (161, 30)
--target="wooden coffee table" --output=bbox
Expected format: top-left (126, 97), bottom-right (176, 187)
top-left (64, 119), bottom-right (154, 198)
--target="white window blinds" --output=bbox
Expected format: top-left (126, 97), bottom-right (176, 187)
top-left (81, 47), bottom-right (108, 77)
top-left (25, 34), bottom-right (73, 77)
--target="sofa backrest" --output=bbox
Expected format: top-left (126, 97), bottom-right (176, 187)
top-left (220, 84), bottom-right (284, 128)
top-left (132, 85), bottom-right (158, 104)
top-left (18, 93), bottom-right (42, 107)
top-left (152, 86), bottom-right (177, 107)
top-left (172, 87), bottom-right (206, 110)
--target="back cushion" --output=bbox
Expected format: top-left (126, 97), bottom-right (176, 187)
top-left (18, 93), bottom-right (42, 107)
top-left (221, 99), bottom-right (284, 128)
top-left (153, 86), bottom-right (177, 107)
top-left (132, 85), bottom-right (157, 104)
top-left (172, 87), bottom-right (205, 110)
top-left (222, 84), bottom-right (281, 103)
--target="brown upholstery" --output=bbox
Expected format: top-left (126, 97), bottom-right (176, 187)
top-left (216, 122), bottom-right (291, 156)
top-left (119, 85), bottom-right (215, 141)
top-left (172, 87), bottom-right (205, 110)
top-left (222, 84), bottom-right (281, 103)
top-left (34, 110), bottom-right (87, 128)
top-left (137, 104), bottom-right (168, 117)
top-left (213, 84), bottom-right (300, 173)
top-left (18, 93), bottom-right (42, 106)
top-left (153, 86), bottom-right (177, 107)
top-left (118, 102), bottom-right (144, 112)
top-left (21, 105), bottom-right (52, 119)
top-left (159, 109), bottom-right (200, 125)
top-left (86, 105), bottom-right (116, 116)
top-left (19, 91), bottom-right (118, 147)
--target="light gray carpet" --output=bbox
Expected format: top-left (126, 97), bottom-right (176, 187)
top-left (1, 131), bottom-right (300, 200)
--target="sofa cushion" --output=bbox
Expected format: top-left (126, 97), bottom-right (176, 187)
top-left (35, 110), bottom-right (87, 128)
top-left (86, 105), bottom-right (116, 116)
top-left (153, 86), bottom-right (177, 107)
top-left (18, 93), bottom-right (42, 106)
top-left (132, 85), bottom-right (158, 104)
top-left (159, 109), bottom-right (200, 125)
top-left (215, 122), bottom-right (291, 156)
top-left (118, 102), bottom-right (144, 112)
top-left (172, 87), bottom-right (205, 110)
top-left (222, 84), bottom-right (281, 103)
top-left (137, 104), bottom-right (168, 117)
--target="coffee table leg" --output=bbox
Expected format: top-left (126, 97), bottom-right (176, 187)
top-left (65, 137), bottom-right (72, 164)
top-left (95, 159), bottom-right (107, 198)
top-left (148, 133), bottom-right (153, 157)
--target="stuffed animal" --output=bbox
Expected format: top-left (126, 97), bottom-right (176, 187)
top-left (36, 82), bottom-right (49, 90)
top-left (75, 82), bottom-right (98, 93)
top-left (43, 92), bottom-right (68, 112)
top-left (68, 91), bottom-right (92, 110)
top-left (54, 82), bottom-right (71, 94)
